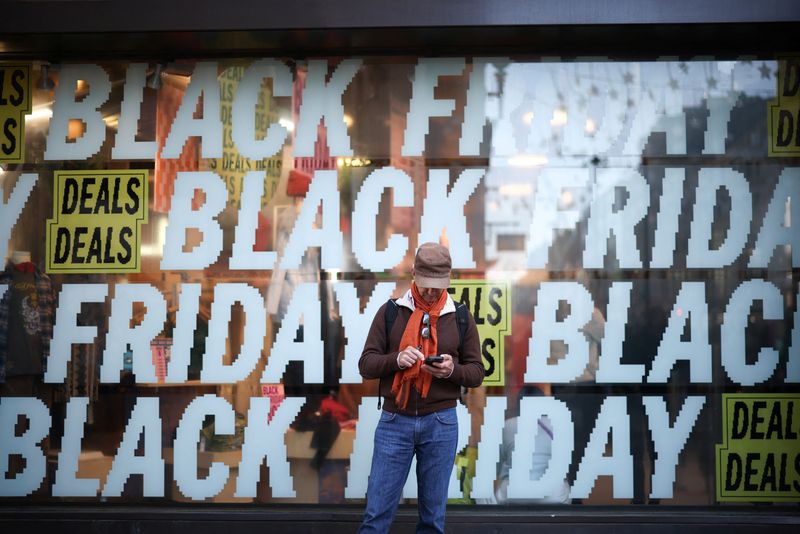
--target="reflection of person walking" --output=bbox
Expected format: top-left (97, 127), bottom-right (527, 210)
top-left (357, 242), bottom-right (484, 533)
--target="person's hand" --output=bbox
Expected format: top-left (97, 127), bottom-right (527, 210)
top-left (423, 353), bottom-right (454, 379)
top-left (397, 345), bottom-right (424, 369)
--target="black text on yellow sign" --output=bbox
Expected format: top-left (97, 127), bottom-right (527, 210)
top-left (716, 394), bottom-right (800, 502)
top-left (769, 56), bottom-right (800, 156)
top-left (448, 280), bottom-right (511, 386)
top-left (46, 170), bottom-right (149, 274)
top-left (0, 63), bottom-right (31, 164)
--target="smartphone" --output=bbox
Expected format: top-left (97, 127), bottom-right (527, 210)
top-left (424, 355), bottom-right (444, 366)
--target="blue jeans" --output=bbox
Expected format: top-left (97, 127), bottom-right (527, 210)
top-left (358, 408), bottom-right (458, 534)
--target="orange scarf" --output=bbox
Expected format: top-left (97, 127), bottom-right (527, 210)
top-left (391, 282), bottom-right (448, 410)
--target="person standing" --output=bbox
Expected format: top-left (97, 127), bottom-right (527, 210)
top-left (357, 242), bottom-right (484, 533)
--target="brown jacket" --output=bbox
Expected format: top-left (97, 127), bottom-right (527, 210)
top-left (358, 291), bottom-right (484, 415)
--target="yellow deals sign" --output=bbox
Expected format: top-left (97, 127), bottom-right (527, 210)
top-left (768, 55), bottom-right (800, 156)
top-left (716, 393), bottom-right (800, 502)
top-left (448, 280), bottom-right (511, 386)
top-left (46, 170), bottom-right (149, 274)
top-left (0, 63), bottom-right (31, 164)
top-left (207, 65), bottom-right (283, 208)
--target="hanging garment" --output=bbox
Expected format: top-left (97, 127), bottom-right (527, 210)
top-left (0, 263), bottom-right (56, 383)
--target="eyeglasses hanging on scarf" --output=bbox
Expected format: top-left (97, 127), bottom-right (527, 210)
top-left (421, 312), bottom-right (431, 339)
top-left (418, 312), bottom-right (434, 358)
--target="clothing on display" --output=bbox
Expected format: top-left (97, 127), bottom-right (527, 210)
top-left (0, 258), bottom-right (56, 383)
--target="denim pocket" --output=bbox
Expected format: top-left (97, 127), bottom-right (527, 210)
top-left (434, 408), bottom-right (457, 426)
top-left (380, 410), bottom-right (397, 423)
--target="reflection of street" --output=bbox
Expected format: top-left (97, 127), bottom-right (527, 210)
top-left (481, 60), bottom-right (777, 273)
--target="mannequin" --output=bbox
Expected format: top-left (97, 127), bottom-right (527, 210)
top-left (266, 169), bottom-right (321, 394)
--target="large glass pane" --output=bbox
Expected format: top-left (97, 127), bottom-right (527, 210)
top-left (0, 56), bottom-right (797, 507)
